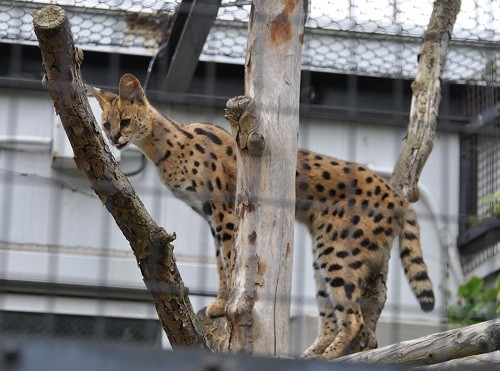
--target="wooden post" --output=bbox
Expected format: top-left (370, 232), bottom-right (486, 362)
top-left (224, 0), bottom-right (306, 356)
top-left (32, 5), bottom-right (208, 350)
top-left (390, 0), bottom-right (461, 201)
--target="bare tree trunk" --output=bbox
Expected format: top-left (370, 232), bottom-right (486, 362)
top-left (224, 0), bottom-right (306, 356)
top-left (390, 0), bottom-right (461, 201)
top-left (32, 5), bottom-right (208, 351)
top-left (335, 319), bottom-right (500, 366)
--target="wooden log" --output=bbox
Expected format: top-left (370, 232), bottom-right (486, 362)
top-left (333, 319), bottom-right (500, 366)
top-left (32, 5), bottom-right (208, 351)
top-left (417, 351), bottom-right (500, 369)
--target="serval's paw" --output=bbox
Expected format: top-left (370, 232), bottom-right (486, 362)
top-left (206, 298), bottom-right (227, 318)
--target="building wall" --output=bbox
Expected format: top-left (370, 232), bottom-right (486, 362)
top-left (0, 87), bottom-right (461, 348)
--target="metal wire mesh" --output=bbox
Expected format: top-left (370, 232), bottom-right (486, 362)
top-left (458, 54), bottom-right (500, 275)
top-left (1, 311), bottom-right (162, 345)
top-left (460, 110), bottom-right (500, 274)
top-left (1, 0), bottom-right (499, 81)
top-left (0, 0), bottom-right (499, 362)
top-left (476, 122), bottom-right (499, 221)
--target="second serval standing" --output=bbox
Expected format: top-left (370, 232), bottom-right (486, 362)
top-left (89, 74), bottom-right (435, 359)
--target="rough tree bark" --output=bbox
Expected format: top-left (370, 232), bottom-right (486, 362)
top-left (420, 351), bottom-right (500, 369)
top-left (334, 319), bottom-right (500, 367)
top-left (32, 5), bottom-right (208, 351)
top-left (390, 0), bottom-right (461, 201)
top-left (224, 0), bottom-right (306, 356)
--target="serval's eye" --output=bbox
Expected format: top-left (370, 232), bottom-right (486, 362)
top-left (103, 121), bottom-right (111, 131)
top-left (120, 119), bottom-right (131, 128)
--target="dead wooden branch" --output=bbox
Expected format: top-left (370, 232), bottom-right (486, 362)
top-left (390, 0), bottom-right (461, 201)
top-left (225, 0), bottom-right (306, 356)
top-left (334, 319), bottom-right (500, 366)
top-left (418, 351), bottom-right (500, 369)
top-left (32, 5), bottom-right (208, 350)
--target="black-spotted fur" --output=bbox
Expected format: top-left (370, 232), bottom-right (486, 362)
top-left (90, 74), bottom-right (435, 359)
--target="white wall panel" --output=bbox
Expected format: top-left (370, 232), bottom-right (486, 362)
top-left (0, 89), bottom-right (460, 324)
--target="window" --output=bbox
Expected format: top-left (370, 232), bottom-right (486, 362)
top-left (458, 103), bottom-right (500, 274)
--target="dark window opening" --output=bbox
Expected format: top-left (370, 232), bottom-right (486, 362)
top-left (458, 83), bottom-right (499, 274)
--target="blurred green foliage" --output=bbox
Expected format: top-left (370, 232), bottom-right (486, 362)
top-left (448, 274), bottom-right (500, 325)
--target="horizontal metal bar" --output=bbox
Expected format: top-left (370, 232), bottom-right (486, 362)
top-left (0, 74), bottom-right (470, 133)
top-left (0, 279), bottom-right (217, 302)
top-left (457, 217), bottom-right (500, 248)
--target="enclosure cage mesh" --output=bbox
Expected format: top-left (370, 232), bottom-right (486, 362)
top-left (1, 0), bottom-right (499, 82)
top-left (476, 120), bottom-right (499, 221)
top-left (0, 0), bottom-right (499, 356)
top-left (460, 109), bottom-right (500, 274)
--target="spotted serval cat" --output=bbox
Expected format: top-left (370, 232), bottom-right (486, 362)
top-left (89, 74), bottom-right (435, 359)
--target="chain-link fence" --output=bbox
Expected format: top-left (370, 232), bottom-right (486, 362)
top-left (0, 0), bottom-right (499, 364)
top-left (1, 0), bottom-right (499, 81)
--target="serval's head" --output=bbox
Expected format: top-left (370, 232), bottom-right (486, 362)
top-left (88, 74), bottom-right (152, 149)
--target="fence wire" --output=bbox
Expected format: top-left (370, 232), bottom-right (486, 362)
top-left (1, 0), bottom-right (499, 81)
top-left (460, 105), bottom-right (499, 275)
top-left (0, 0), bottom-right (499, 363)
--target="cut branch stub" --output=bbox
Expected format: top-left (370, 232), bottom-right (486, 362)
top-left (225, 95), bottom-right (264, 156)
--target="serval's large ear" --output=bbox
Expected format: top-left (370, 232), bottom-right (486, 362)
top-left (119, 74), bottom-right (145, 103)
top-left (86, 85), bottom-right (117, 110)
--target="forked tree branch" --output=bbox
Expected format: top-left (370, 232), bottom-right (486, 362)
top-left (390, 0), bottom-right (461, 201)
top-left (32, 5), bottom-right (208, 350)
